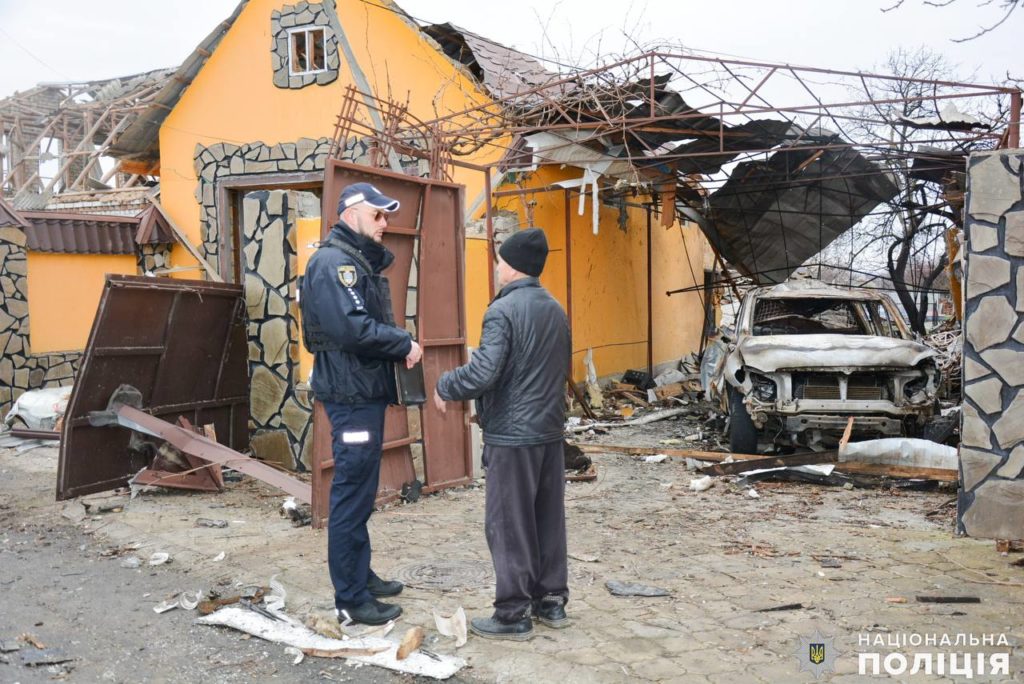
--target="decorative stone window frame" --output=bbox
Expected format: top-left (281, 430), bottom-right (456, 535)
top-left (271, 2), bottom-right (340, 89)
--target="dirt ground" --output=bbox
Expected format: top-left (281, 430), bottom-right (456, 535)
top-left (1, 410), bottom-right (1022, 683)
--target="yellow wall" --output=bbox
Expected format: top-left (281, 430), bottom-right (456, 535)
top-left (483, 166), bottom-right (708, 380)
top-left (295, 215), bottom-right (320, 382)
top-left (26, 253), bottom-right (138, 353)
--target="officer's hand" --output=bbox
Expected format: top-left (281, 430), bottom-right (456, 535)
top-left (433, 389), bottom-right (447, 414)
top-left (405, 340), bottom-right (423, 369)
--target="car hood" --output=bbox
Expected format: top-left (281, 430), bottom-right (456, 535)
top-left (736, 334), bottom-right (937, 373)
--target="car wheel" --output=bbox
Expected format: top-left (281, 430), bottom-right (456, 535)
top-left (728, 386), bottom-right (758, 454)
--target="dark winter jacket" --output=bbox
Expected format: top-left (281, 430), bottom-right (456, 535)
top-left (437, 277), bottom-right (570, 446)
top-left (300, 221), bottom-right (412, 404)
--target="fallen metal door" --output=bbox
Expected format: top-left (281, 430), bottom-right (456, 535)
top-left (312, 161), bottom-right (471, 526)
top-left (57, 276), bottom-right (250, 500)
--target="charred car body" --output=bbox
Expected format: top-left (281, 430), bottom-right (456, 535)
top-left (703, 280), bottom-right (940, 452)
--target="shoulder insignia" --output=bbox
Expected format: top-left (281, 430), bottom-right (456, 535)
top-left (338, 265), bottom-right (358, 287)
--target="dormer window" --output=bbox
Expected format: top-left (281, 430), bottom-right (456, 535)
top-left (271, 3), bottom-right (340, 89)
top-left (289, 27), bottom-right (326, 75)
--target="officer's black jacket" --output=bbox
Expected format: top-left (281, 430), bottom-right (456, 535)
top-left (300, 221), bottom-right (412, 404)
top-left (436, 277), bottom-right (570, 446)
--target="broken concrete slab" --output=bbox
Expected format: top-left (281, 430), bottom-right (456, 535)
top-left (605, 580), bottom-right (671, 597)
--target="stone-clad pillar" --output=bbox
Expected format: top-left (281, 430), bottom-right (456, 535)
top-left (959, 148), bottom-right (1024, 539)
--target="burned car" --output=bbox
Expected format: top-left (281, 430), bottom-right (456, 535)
top-left (703, 280), bottom-right (940, 452)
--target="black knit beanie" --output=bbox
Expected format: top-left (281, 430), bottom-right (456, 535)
top-left (498, 228), bottom-right (548, 277)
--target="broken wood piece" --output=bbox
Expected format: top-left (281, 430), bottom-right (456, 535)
top-left (915, 596), bottom-right (981, 603)
top-left (840, 416), bottom-right (854, 450)
top-left (754, 603), bottom-right (803, 612)
top-left (885, 597), bottom-right (908, 604)
top-left (565, 463), bottom-right (597, 482)
top-left (396, 626), bottom-right (424, 660)
top-left (701, 451), bottom-right (839, 476)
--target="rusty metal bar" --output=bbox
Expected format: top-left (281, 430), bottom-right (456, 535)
top-left (485, 170), bottom-right (495, 300)
top-left (1010, 90), bottom-right (1022, 148)
top-left (115, 405), bottom-right (311, 503)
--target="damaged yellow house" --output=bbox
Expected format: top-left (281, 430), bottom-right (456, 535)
top-left (6, 0), bottom-right (711, 468)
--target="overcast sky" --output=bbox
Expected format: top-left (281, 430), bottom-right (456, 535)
top-left (0, 0), bottom-right (1020, 98)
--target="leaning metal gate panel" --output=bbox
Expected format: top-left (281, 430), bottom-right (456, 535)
top-left (312, 160), bottom-right (471, 526)
top-left (57, 276), bottom-right (250, 500)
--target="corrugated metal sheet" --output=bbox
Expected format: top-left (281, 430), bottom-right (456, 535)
top-left (20, 211), bottom-right (141, 254)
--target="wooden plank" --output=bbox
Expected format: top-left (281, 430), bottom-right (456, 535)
top-left (653, 383), bottom-right (684, 400)
top-left (701, 451), bottom-right (838, 475)
top-left (149, 197), bottom-right (224, 282)
top-left (574, 443), bottom-right (957, 481)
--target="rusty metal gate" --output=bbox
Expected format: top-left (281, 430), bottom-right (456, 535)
top-left (57, 276), bottom-right (250, 500)
top-left (311, 160), bottom-right (472, 526)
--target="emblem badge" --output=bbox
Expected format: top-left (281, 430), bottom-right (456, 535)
top-left (794, 630), bottom-right (840, 679)
top-left (338, 265), bottom-right (358, 287)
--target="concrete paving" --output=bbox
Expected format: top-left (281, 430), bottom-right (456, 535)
top-left (4, 440), bottom-right (1022, 682)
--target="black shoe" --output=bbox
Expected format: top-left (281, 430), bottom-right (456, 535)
top-left (533, 597), bottom-right (570, 629)
top-left (338, 599), bottom-right (402, 626)
top-left (367, 572), bottom-right (403, 597)
top-left (469, 615), bottom-right (533, 641)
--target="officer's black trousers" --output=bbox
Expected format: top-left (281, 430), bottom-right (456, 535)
top-left (483, 440), bottom-right (569, 622)
top-left (323, 401), bottom-right (387, 611)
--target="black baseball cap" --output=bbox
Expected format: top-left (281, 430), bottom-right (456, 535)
top-left (337, 182), bottom-right (400, 214)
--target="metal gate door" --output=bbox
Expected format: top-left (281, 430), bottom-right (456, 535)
top-left (311, 161), bottom-right (472, 526)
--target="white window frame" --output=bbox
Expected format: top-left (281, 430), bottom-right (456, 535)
top-left (287, 26), bottom-right (327, 76)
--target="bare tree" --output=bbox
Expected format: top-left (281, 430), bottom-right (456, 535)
top-left (822, 47), bottom-right (1006, 334)
top-left (882, 0), bottom-right (1023, 42)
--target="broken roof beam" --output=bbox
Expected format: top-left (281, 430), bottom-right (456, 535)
top-left (115, 405), bottom-right (311, 503)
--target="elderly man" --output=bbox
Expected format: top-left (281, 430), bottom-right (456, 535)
top-left (434, 228), bottom-right (571, 641)
top-left (300, 182), bottom-right (423, 626)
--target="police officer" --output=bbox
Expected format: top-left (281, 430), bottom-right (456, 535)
top-left (300, 182), bottom-right (422, 626)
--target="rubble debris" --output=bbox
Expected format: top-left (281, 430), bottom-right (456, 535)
top-left (754, 603), bottom-right (804, 612)
top-left (915, 596), bottom-right (981, 604)
top-left (432, 607), bottom-right (468, 648)
top-left (197, 587), bottom-right (267, 615)
top-left (195, 518), bottom-right (229, 529)
top-left (281, 497), bottom-right (313, 527)
top-left (19, 648), bottom-right (73, 667)
top-left (583, 349), bottom-right (604, 410)
top-left (197, 606), bottom-right (466, 678)
top-left (565, 407), bottom-right (690, 433)
top-left (121, 556), bottom-right (141, 569)
top-left (621, 369), bottom-right (655, 390)
top-left (113, 405), bottom-right (311, 503)
top-left (396, 626), bottom-right (425, 660)
top-left (701, 451), bottom-right (838, 476)
top-left (285, 646), bottom-right (304, 665)
top-left (148, 552), bottom-right (171, 566)
top-left (643, 454), bottom-right (669, 464)
top-left (0, 640), bottom-right (20, 653)
top-left (399, 479), bottom-right (423, 504)
top-left (995, 540), bottom-right (1024, 554)
top-left (568, 552), bottom-right (600, 563)
top-left (19, 634), bottom-right (45, 649)
top-left (689, 476), bottom-right (714, 492)
top-left (886, 597), bottom-right (908, 604)
top-left (605, 580), bottom-right (671, 597)
top-left (746, 488), bottom-right (760, 499)
top-left (3, 386), bottom-right (72, 431)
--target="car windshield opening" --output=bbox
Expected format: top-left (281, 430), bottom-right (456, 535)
top-left (752, 298), bottom-right (870, 336)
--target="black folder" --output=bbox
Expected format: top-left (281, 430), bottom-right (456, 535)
top-left (394, 362), bottom-right (427, 406)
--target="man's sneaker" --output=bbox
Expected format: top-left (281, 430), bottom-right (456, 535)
top-left (367, 572), bottom-right (403, 597)
top-left (338, 599), bottom-right (402, 626)
top-left (533, 597), bottom-right (570, 629)
top-left (469, 615), bottom-right (534, 641)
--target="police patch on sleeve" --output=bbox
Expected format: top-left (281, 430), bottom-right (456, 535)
top-left (337, 265), bottom-right (358, 287)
